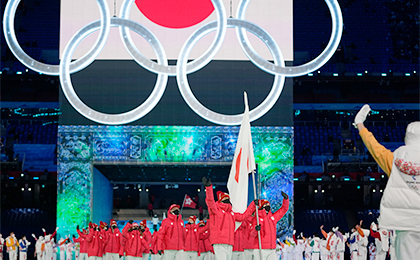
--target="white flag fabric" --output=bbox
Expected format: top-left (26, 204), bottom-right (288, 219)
top-left (227, 92), bottom-right (256, 213)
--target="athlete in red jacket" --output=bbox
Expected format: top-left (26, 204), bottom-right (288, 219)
top-left (198, 220), bottom-right (213, 260)
top-left (103, 220), bottom-right (121, 260)
top-left (139, 220), bottom-right (151, 260)
top-left (202, 177), bottom-right (256, 259)
top-left (74, 228), bottom-right (88, 260)
top-left (232, 221), bottom-right (246, 259)
top-left (157, 204), bottom-right (185, 259)
top-left (85, 223), bottom-right (103, 258)
top-left (122, 221), bottom-right (149, 259)
top-left (184, 216), bottom-right (199, 260)
top-left (250, 194), bottom-right (289, 260)
top-left (150, 230), bottom-right (160, 256)
top-left (241, 215), bottom-right (257, 259)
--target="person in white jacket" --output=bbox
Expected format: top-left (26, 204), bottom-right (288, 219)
top-left (18, 236), bottom-right (31, 260)
top-left (346, 229), bottom-right (358, 260)
top-left (355, 104), bottom-right (420, 260)
top-left (32, 235), bottom-right (45, 260)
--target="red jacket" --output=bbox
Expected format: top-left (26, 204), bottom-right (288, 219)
top-left (198, 225), bottom-right (213, 254)
top-left (157, 209), bottom-right (185, 251)
top-left (233, 222), bottom-right (246, 252)
top-left (141, 228), bottom-right (152, 253)
top-left (122, 223), bottom-right (149, 257)
top-left (104, 228), bottom-right (122, 254)
top-left (151, 231), bottom-right (160, 254)
top-left (205, 185), bottom-right (255, 246)
top-left (184, 223), bottom-right (199, 252)
top-left (241, 216), bottom-right (257, 250)
top-left (75, 230), bottom-right (87, 253)
top-left (85, 228), bottom-right (103, 257)
top-left (250, 198), bottom-right (289, 249)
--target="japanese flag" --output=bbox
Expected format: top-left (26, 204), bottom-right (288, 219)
top-left (227, 92), bottom-right (256, 213)
top-left (183, 194), bottom-right (197, 209)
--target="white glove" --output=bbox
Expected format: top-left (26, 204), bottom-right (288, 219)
top-left (56, 227), bottom-right (59, 231)
top-left (332, 227), bottom-right (339, 233)
top-left (354, 104), bottom-right (371, 125)
top-left (42, 228), bottom-right (46, 233)
top-left (293, 230), bottom-right (296, 235)
top-left (32, 234), bottom-right (36, 238)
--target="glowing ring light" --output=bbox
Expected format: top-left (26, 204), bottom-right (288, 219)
top-left (2, 0), bottom-right (110, 76)
top-left (236, 0), bottom-right (343, 77)
top-left (59, 17), bottom-right (168, 125)
top-left (177, 18), bottom-right (285, 125)
top-left (119, 0), bottom-right (227, 76)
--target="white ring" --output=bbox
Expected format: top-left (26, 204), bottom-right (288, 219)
top-left (3, 0), bottom-right (111, 76)
top-left (59, 17), bottom-right (168, 125)
top-left (177, 18), bottom-right (285, 125)
top-left (236, 0), bottom-right (343, 77)
top-left (119, 0), bottom-right (227, 76)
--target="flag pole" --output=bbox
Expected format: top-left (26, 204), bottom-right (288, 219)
top-left (252, 166), bottom-right (263, 260)
top-left (181, 194), bottom-right (186, 216)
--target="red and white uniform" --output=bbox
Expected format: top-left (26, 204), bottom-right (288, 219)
top-left (122, 222), bottom-right (149, 259)
top-left (157, 205), bottom-right (185, 260)
top-left (74, 230), bottom-right (88, 260)
top-left (103, 225), bottom-right (121, 260)
top-left (0, 235), bottom-right (4, 260)
top-left (85, 227), bottom-right (104, 259)
top-left (140, 221), bottom-right (151, 260)
top-left (198, 222), bottom-right (213, 260)
top-left (184, 217), bottom-right (199, 260)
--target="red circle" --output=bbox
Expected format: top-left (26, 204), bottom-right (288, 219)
top-left (135, 0), bottom-right (215, 29)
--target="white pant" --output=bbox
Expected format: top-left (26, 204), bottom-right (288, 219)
top-left (198, 252), bottom-right (213, 260)
top-left (395, 230), bottom-right (420, 260)
top-left (243, 249), bottom-right (254, 260)
top-left (79, 253), bottom-right (88, 260)
top-left (162, 250), bottom-right (183, 260)
top-left (141, 253), bottom-right (150, 260)
top-left (253, 249), bottom-right (277, 260)
top-left (105, 253), bottom-right (120, 260)
top-left (150, 255), bottom-right (162, 260)
top-left (320, 253), bottom-right (329, 260)
top-left (8, 250), bottom-right (18, 260)
top-left (213, 244), bottom-right (232, 260)
top-left (375, 250), bottom-right (386, 260)
top-left (231, 251), bottom-right (243, 260)
top-left (357, 247), bottom-right (367, 260)
top-left (60, 251), bottom-right (65, 260)
top-left (19, 252), bottom-right (27, 260)
top-left (184, 251), bottom-right (198, 260)
top-left (88, 257), bottom-right (103, 260)
top-left (311, 252), bottom-right (319, 260)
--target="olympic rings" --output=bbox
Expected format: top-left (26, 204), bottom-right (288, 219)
top-left (3, 0), bottom-right (343, 125)
top-left (119, 0), bottom-right (227, 76)
top-left (60, 18), bottom-right (168, 125)
top-left (236, 0), bottom-right (343, 77)
top-left (3, 0), bottom-right (111, 76)
top-left (177, 18), bottom-right (285, 125)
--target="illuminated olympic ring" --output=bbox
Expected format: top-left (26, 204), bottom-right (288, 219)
top-left (2, 0), bottom-right (343, 125)
top-left (3, 0), bottom-right (110, 76)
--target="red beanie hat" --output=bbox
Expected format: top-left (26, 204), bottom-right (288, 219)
top-left (217, 191), bottom-right (230, 202)
top-left (259, 199), bottom-right (270, 209)
top-left (169, 204), bottom-right (180, 212)
top-left (188, 216), bottom-right (197, 223)
top-left (140, 219), bottom-right (147, 226)
top-left (110, 219), bottom-right (117, 226)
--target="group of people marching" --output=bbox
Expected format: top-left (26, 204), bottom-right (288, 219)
top-left (277, 218), bottom-right (395, 260)
top-left (65, 177), bottom-right (289, 260)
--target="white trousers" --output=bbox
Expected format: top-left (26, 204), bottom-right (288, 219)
top-left (184, 251), bottom-right (198, 260)
top-left (150, 255), bottom-right (162, 260)
top-left (9, 250), bottom-right (18, 260)
top-left (243, 249), bottom-right (254, 260)
top-left (213, 244), bottom-right (232, 260)
top-left (198, 252), bottom-right (213, 260)
top-left (395, 230), bottom-right (420, 260)
top-left (141, 253), bottom-right (150, 260)
top-left (311, 252), bottom-right (319, 260)
top-left (375, 250), bottom-right (386, 260)
top-left (357, 247), bottom-right (367, 260)
top-left (320, 253), bottom-right (329, 260)
top-left (125, 256), bottom-right (140, 260)
top-left (162, 250), bottom-right (183, 260)
top-left (79, 253), bottom-right (88, 260)
top-left (231, 251), bottom-right (243, 260)
top-left (19, 252), bottom-right (27, 260)
top-left (88, 257), bottom-right (103, 260)
top-left (105, 253), bottom-right (120, 260)
top-left (253, 249), bottom-right (277, 260)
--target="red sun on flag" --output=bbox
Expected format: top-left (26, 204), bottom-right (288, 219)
top-left (135, 0), bottom-right (215, 29)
